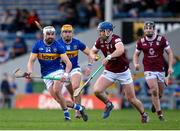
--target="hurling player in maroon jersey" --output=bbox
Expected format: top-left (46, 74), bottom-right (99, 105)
top-left (90, 21), bottom-right (149, 123)
top-left (133, 21), bottom-right (174, 121)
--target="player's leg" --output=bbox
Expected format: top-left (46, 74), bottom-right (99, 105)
top-left (117, 69), bottom-right (149, 123)
top-left (65, 83), bottom-right (74, 101)
top-left (123, 82), bottom-right (149, 123)
top-left (48, 80), bottom-right (71, 121)
top-left (70, 72), bottom-right (82, 118)
top-left (66, 100), bottom-right (88, 121)
top-left (146, 78), bottom-right (163, 119)
top-left (151, 81), bottom-right (164, 113)
top-left (44, 70), bottom-right (71, 121)
top-left (93, 72), bottom-right (114, 119)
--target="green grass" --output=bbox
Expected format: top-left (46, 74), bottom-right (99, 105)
top-left (0, 109), bottom-right (179, 130)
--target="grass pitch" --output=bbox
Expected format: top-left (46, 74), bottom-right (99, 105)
top-left (0, 109), bottom-right (179, 130)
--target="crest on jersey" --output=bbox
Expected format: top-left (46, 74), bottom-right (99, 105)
top-left (53, 48), bottom-right (57, 52)
top-left (148, 42), bottom-right (153, 46)
top-left (74, 45), bottom-right (78, 50)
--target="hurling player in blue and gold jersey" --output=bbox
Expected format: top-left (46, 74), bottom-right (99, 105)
top-left (58, 24), bottom-right (92, 118)
top-left (26, 26), bottom-right (88, 121)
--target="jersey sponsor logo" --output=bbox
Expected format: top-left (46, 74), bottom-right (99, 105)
top-left (37, 53), bottom-right (60, 60)
top-left (148, 48), bottom-right (157, 58)
top-left (66, 45), bottom-right (70, 50)
top-left (66, 50), bottom-right (78, 58)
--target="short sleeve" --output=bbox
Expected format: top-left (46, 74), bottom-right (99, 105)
top-left (136, 40), bottom-right (142, 52)
top-left (94, 40), bottom-right (100, 49)
top-left (78, 40), bottom-right (86, 51)
top-left (161, 36), bottom-right (170, 50)
top-left (32, 41), bottom-right (39, 54)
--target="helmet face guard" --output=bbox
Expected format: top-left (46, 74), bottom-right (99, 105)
top-left (144, 21), bottom-right (155, 37)
top-left (97, 21), bottom-right (114, 37)
top-left (43, 26), bottom-right (56, 44)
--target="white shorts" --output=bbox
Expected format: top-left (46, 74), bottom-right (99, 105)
top-left (64, 68), bottom-right (82, 86)
top-left (69, 68), bottom-right (82, 77)
top-left (144, 71), bottom-right (165, 82)
top-left (101, 69), bottom-right (133, 85)
top-left (43, 70), bottom-right (64, 90)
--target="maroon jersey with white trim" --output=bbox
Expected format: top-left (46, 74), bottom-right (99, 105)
top-left (95, 34), bottom-right (129, 73)
top-left (136, 35), bottom-right (170, 72)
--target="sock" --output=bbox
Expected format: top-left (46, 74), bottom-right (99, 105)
top-left (141, 112), bottom-right (145, 116)
top-left (157, 110), bottom-right (163, 116)
top-left (63, 108), bottom-right (70, 118)
top-left (106, 101), bottom-right (112, 107)
top-left (73, 103), bottom-right (83, 111)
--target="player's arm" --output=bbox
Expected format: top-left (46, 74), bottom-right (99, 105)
top-left (133, 49), bottom-right (141, 71)
top-left (107, 41), bottom-right (124, 60)
top-left (165, 47), bottom-right (174, 75)
top-left (61, 53), bottom-right (72, 74)
top-left (27, 53), bottom-right (37, 77)
top-left (82, 47), bottom-right (94, 65)
top-left (90, 45), bottom-right (99, 61)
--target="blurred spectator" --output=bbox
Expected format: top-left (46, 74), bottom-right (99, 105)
top-left (76, 0), bottom-right (91, 28)
top-left (0, 73), bottom-right (17, 108)
top-left (10, 8), bottom-right (29, 32)
top-left (35, 31), bottom-right (43, 40)
top-left (0, 40), bottom-right (9, 64)
top-left (172, 56), bottom-right (180, 80)
top-left (52, 0), bottom-right (77, 27)
top-left (8, 76), bottom-right (18, 107)
top-left (0, 9), bottom-right (14, 31)
top-left (26, 9), bottom-right (40, 33)
top-left (11, 32), bottom-right (27, 58)
top-left (25, 79), bottom-right (33, 94)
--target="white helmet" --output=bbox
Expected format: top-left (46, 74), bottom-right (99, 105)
top-left (43, 26), bottom-right (55, 34)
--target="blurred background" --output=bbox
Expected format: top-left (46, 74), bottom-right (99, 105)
top-left (0, 0), bottom-right (180, 110)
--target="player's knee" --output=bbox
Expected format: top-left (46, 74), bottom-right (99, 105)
top-left (72, 84), bottom-right (79, 90)
top-left (151, 90), bottom-right (158, 97)
top-left (127, 97), bottom-right (136, 104)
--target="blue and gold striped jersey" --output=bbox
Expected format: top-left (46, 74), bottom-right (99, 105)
top-left (58, 38), bottom-right (86, 69)
top-left (32, 40), bottom-right (65, 76)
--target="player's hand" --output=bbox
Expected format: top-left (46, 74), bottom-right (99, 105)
top-left (134, 64), bottom-right (141, 71)
top-left (168, 67), bottom-right (173, 75)
top-left (94, 55), bottom-right (101, 61)
top-left (24, 72), bottom-right (32, 79)
top-left (102, 58), bottom-right (108, 66)
top-left (91, 54), bottom-right (101, 61)
top-left (61, 72), bottom-right (69, 82)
